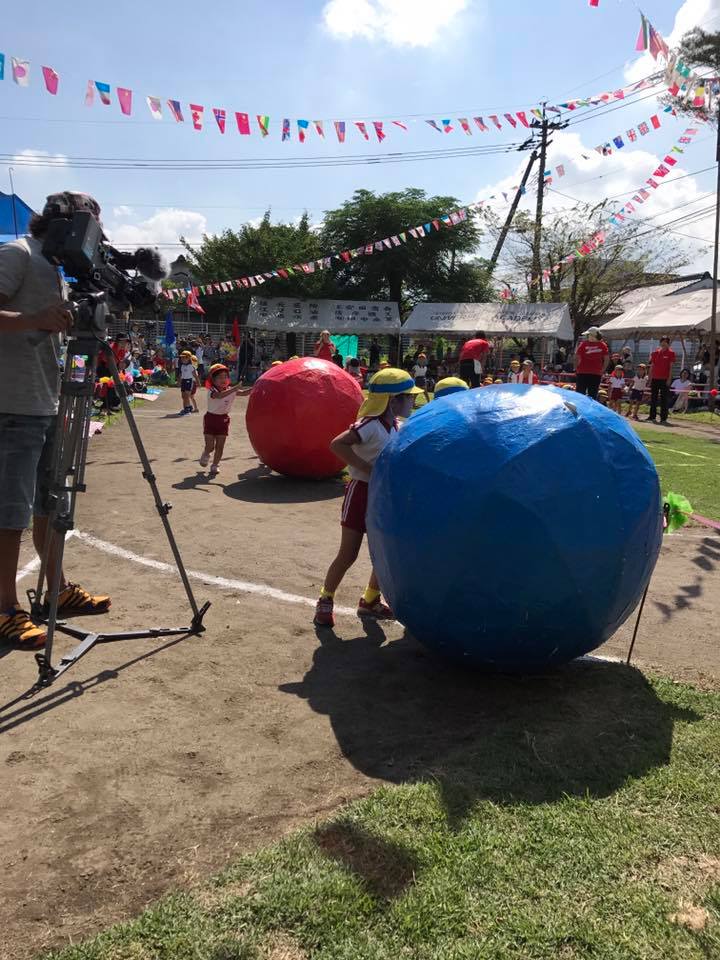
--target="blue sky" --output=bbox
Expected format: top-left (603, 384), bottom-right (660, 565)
top-left (1, 0), bottom-right (717, 275)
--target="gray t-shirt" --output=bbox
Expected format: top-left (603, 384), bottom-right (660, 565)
top-left (0, 236), bottom-right (63, 416)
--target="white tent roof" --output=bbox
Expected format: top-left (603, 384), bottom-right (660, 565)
top-left (248, 297), bottom-right (401, 332)
top-left (403, 302), bottom-right (574, 340)
top-left (598, 289), bottom-right (716, 338)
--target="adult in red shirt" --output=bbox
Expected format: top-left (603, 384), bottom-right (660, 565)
top-left (647, 336), bottom-right (676, 424)
top-left (459, 330), bottom-right (490, 388)
top-left (314, 329), bottom-right (334, 362)
top-left (574, 326), bottom-right (609, 400)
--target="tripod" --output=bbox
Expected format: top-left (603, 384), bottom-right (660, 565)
top-left (27, 293), bottom-right (209, 689)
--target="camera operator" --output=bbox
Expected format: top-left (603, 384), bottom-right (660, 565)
top-left (0, 192), bottom-right (111, 650)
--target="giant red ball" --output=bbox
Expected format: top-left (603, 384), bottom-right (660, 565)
top-left (246, 357), bottom-right (364, 478)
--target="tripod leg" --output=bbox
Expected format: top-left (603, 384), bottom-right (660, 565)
top-left (107, 352), bottom-right (202, 621)
top-left (31, 343), bottom-right (96, 673)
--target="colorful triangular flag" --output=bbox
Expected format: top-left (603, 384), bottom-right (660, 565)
top-left (117, 87), bottom-right (132, 115)
top-left (41, 66), bottom-right (59, 95)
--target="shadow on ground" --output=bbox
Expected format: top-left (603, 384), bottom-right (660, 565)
top-left (281, 626), bottom-right (697, 827)
top-left (653, 534), bottom-right (720, 621)
top-left (223, 465), bottom-right (345, 503)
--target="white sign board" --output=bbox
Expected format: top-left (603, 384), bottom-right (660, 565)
top-left (403, 302), bottom-right (574, 340)
top-left (248, 297), bottom-right (401, 333)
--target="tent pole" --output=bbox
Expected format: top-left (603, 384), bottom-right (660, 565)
top-left (8, 167), bottom-right (19, 238)
top-left (709, 94), bottom-right (720, 412)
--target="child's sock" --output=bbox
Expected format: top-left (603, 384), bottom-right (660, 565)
top-left (319, 587), bottom-right (334, 600)
top-left (362, 586), bottom-right (381, 605)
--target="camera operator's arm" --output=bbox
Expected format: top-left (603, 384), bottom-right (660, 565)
top-left (0, 293), bottom-right (72, 334)
top-left (0, 240), bottom-right (72, 334)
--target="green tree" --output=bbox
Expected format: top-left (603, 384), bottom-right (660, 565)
top-left (661, 28), bottom-right (720, 120)
top-left (488, 202), bottom-right (693, 337)
top-left (320, 188), bottom-right (491, 312)
top-left (182, 211), bottom-right (328, 319)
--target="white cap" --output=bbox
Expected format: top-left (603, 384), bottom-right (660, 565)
top-left (581, 326), bottom-right (601, 340)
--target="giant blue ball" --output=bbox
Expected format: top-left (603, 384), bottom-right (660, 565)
top-left (367, 385), bottom-right (662, 671)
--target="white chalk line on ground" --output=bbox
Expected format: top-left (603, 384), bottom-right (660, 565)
top-left (659, 447), bottom-right (710, 460)
top-left (15, 530), bottom-right (77, 583)
top-left (68, 530), bottom-right (359, 617)
top-left (12, 532), bottom-right (647, 666)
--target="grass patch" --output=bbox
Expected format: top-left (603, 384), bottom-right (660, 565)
top-left (43, 666), bottom-right (720, 959)
top-left (634, 427), bottom-right (720, 522)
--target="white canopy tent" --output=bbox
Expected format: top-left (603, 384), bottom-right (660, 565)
top-left (598, 290), bottom-right (716, 339)
top-left (248, 296), bottom-right (401, 333)
top-left (403, 301), bottom-right (574, 340)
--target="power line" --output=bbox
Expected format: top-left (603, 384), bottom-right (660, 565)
top-left (0, 141), bottom-right (523, 172)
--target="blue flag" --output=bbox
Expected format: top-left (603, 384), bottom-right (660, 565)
top-left (164, 311), bottom-right (176, 347)
top-left (0, 54), bottom-right (5, 81)
top-left (613, 136), bottom-right (625, 149)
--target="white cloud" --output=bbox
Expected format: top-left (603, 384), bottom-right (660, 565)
top-left (479, 130), bottom-right (713, 274)
top-left (112, 205), bottom-right (134, 218)
top-left (625, 0), bottom-right (720, 82)
top-left (10, 149), bottom-right (69, 169)
top-left (322, 0), bottom-right (470, 47)
top-left (105, 208), bottom-right (209, 251)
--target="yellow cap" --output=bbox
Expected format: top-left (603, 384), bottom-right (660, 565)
top-left (357, 367), bottom-right (421, 417)
top-left (434, 377), bottom-right (469, 399)
top-left (271, 360), bottom-right (283, 366)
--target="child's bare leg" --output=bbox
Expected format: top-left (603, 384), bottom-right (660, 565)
top-left (323, 528), bottom-right (363, 594)
top-left (192, 396), bottom-right (199, 411)
top-left (204, 435), bottom-right (216, 456)
top-left (212, 436), bottom-right (227, 466)
top-left (181, 390), bottom-right (190, 408)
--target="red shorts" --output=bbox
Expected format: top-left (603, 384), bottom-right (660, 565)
top-left (340, 479), bottom-right (369, 533)
top-left (203, 412), bottom-right (230, 436)
top-left (610, 388), bottom-right (624, 401)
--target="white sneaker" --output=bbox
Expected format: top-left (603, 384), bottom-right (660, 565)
top-left (209, 463), bottom-right (220, 476)
top-left (199, 452), bottom-right (210, 467)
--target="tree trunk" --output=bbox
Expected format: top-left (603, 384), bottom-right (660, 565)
top-left (389, 272), bottom-right (403, 307)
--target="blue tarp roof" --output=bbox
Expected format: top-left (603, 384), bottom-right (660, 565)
top-left (0, 191), bottom-right (34, 237)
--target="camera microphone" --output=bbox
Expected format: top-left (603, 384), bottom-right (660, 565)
top-left (111, 247), bottom-right (168, 281)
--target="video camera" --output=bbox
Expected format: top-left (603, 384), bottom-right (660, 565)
top-left (42, 212), bottom-right (168, 337)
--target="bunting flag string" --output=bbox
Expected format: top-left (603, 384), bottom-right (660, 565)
top-left (160, 201), bottom-right (489, 300)
top-left (592, 105), bottom-right (674, 155)
top-left (0, 41), bottom-right (684, 143)
top-left (164, 115), bottom-right (701, 303)
top-left (529, 126), bottom-right (701, 288)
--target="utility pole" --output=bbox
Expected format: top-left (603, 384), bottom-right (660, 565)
top-left (709, 95), bottom-right (720, 412)
top-left (488, 147), bottom-right (538, 271)
top-left (529, 106), bottom-right (568, 303)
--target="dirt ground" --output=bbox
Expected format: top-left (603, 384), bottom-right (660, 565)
top-left (1, 388), bottom-right (718, 960)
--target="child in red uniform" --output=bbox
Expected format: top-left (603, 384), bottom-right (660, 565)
top-left (314, 368), bottom-right (420, 628)
top-left (199, 363), bottom-right (252, 476)
top-left (608, 364), bottom-right (626, 413)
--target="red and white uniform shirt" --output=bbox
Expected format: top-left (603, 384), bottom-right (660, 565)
top-left (576, 339), bottom-right (609, 375)
top-left (347, 416), bottom-right (398, 482)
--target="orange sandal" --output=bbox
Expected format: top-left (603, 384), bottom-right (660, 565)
top-left (0, 608), bottom-right (47, 650)
top-left (44, 583), bottom-right (112, 618)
